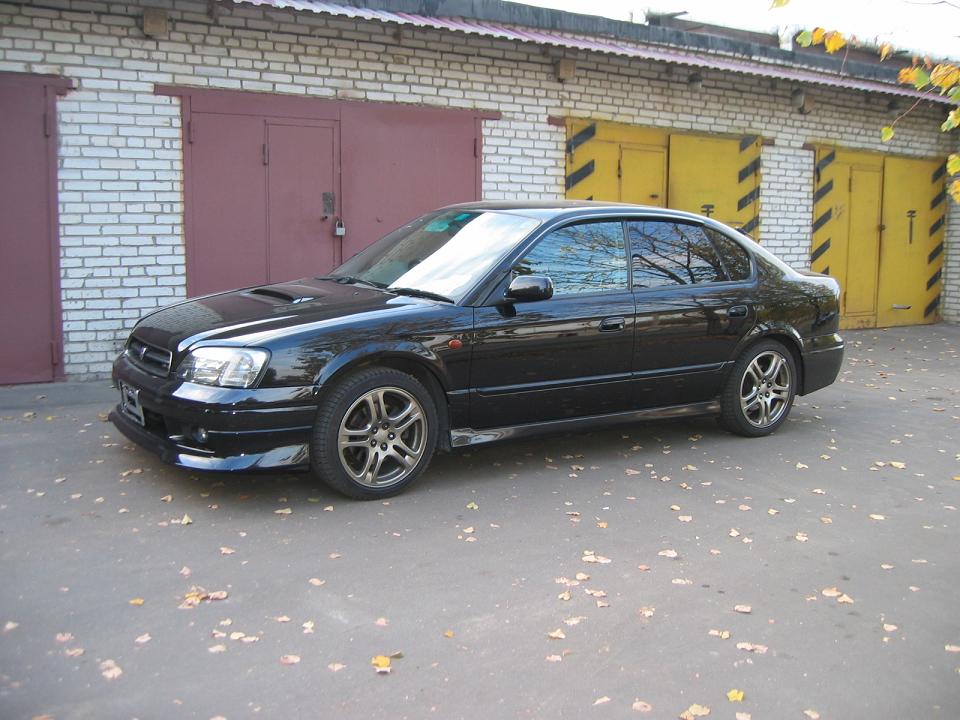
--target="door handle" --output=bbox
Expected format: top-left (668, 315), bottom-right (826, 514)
top-left (599, 316), bottom-right (626, 332)
top-left (728, 305), bottom-right (748, 318)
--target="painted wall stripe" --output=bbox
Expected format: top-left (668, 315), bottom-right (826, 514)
top-left (815, 150), bottom-right (836, 173)
top-left (931, 188), bottom-right (946, 209)
top-left (813, 179), bottom-right (834, 205)
top-left (738, 158), bottom-right (760, 183)
top-left (737, 187), bottom-right (759, 211)
top-left (924, 295), bottom-right (940, 317)
top-left (739, 135), bottom-right (759, 152)
top-left (566, 123), bottom-right (596, 155)
top-left (565, 159), bottom-right (595, 190)
top-left (812, 208), bottom-right (833, 233)
top-left (742, 216), bottom-right (759, 234)
top-left (810, 238), bottom-right (831, 264)
top-left (929, 216), bottom-right (945, 236)
top-left (927, 268), bottom-right (942, 290)
top-left (932, 163), bottom-right (946, 182)
top-left (928, 242), bottom-right (943, 263)
top-left (822, 265), bottom-right (830, 275)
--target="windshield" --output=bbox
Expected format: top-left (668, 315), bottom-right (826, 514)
top-left (331, 210), bottom-right (541, 302)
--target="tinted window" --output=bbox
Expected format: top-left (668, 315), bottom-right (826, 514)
top-left (627, 221), bottom-right (726, 288)
top-left (706, 228), bottom-right (752, 281)
top-left (514, 221), bottom-right (628, 296)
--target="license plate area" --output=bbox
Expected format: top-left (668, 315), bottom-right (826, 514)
top-left (119, 382), bottom-right (145, 426)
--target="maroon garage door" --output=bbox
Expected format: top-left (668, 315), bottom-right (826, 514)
top-left (0, 73), bottom-right (69, 384)
top-left (160, 87), bottom-right (494, 297)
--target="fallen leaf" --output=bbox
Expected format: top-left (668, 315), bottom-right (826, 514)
top-left (135, 633), bottom-right (151, 644)
top-left (678, 515), bottom-right (692, 523)
top-left (582, 552), bottom-right (611, 564)
top-left (302, 621), bottom-right (314, 634)
top-left (208, 644), bottom-right (226, 654)
top-left (180, 514), bottom-right (193, 525)
top-left (575, 572), bottom-right (590, 581)
top-left (274, 508), bottom-right (292, 515)
top-left (329, 552), bottom-right (342, 560)
top-left (207, 590), bottom-right (228, 601)
top-left (274, 615), bottom-right (291, 623)
top-left (680, 704), bottom-right (711, 719)
top-left (594, 696), bottom-right (611, 706)
top-left (708, 629), bottom-right (731, 639)
top-left (375, 617), bottom-right (389, 626)
top-left (328, 662), bottom-right (346, 672)
top-left (734, 605), bottom-right (752, 614)
top-left (796, 462), bottom-right (808, 469)
top-left (822, 587), bottom-right (842, 598)
top-left (946, 644), bottom-right (960, 653)
top-left (596, 520), bottom-right (608, 529)
top-left (160, 494), bottom-right (172, 502)
top-left (883, 623), bottom-right (898, 632)
top-left (545, 654), bottom-right (563, 662)
top-left (55, 632), bottom-right (73, 643)
top-left (466, 501), bottom-right (479, 510)
top-left (837, 594), bottom-right (855, 604)
top-left (803, 711), bottom-right (821, 720)
top-left (99, 659), bottom-right (122, 680)
top-left (632, 700), bottom-right (653, 712)
top-left (727, 689), bottom-right (745, 702)
top-left (323, 505), bottom-right (334, 512)
top-left (736, 714), bottom-right (752, 720)
top-left (220, 547), bottom-right (236, 555)
top-left (672, 578), bottom-right (693, 585)
top-left (558, 590), bottom-right (571, 601)
top-left (443, 630), bottom-right (454, 638)
top-left (638, 606), bottom-right (656, 618)
top-left (736, 642), bottom-right (768, 654)
top-left (547, 628), bottom-right (566, 640)
top-left (795, 532), bottom-right (809, 542)
top-left (869, 514), bottom-right (886, 521)
top-left (3, 621), bottom-right (19, 633)
top-left (658, 549), bottom-right (678, 559)
top-left (129, 598), bottom-right (144, 606)
top-left (308, 578), bottom-right (326, 587)
top-left (371, 654), bottom-right (391, 673)
top-left (889, 461), bottom-right (906, 469)
top-left (564, 616), bottom-right (587, 626)
top-left (280, 654), bottom-right (301, 665)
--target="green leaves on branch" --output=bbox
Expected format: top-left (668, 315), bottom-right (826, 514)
top-left (880, 126), bottom-right (895, 142)
top-left (795, 27), bottom-right (846, 53)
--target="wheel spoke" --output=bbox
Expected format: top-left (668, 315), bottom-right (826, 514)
top-left (394, 411), bottom-right (422, 434)
top-left (765, 355), bottom-right (784, 381)
top-left (367, 450), bottom-right (385, 483)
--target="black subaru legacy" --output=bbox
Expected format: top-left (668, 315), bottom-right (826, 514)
top-left (110, 202), bottom-right (844, 499)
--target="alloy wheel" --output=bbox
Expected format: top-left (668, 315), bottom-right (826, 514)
top-left (337, 386), bottom-right (427, 488)
top-left (739, 350), bottom-right (792, 428)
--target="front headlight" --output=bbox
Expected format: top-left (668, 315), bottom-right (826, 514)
top-left (177, 347), bottom-right (270, 388)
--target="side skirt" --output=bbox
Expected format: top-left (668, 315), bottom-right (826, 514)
top-left (449, 400), bottom-right (721, 448)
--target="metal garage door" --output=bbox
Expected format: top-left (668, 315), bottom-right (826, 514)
top-left (0, 73), bottom-right (69, 384)
top-left (162, 87), bottom-right (489, 297)
top-left (564, 119), bottom-right (761, 239)
top-left (810, 147), bottom-right (945, 328)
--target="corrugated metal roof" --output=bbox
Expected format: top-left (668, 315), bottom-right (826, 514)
top-left (234, 0), bottom-right (943, 103)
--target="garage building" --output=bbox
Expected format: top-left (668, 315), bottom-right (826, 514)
top-left (0, 0), bottom-right (957, 382)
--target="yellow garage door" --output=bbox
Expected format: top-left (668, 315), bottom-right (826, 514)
top-left (810, 147), bottom-right (945, 329)
top-left (667, 133), bottom-right (761, 238)
top-left (878, 156), bottom-right (946, 326)
top-left (565, 121), bottom-right (760, 240)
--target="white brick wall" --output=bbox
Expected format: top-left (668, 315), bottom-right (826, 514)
top-left (0, 0), bottom-right (957, 376)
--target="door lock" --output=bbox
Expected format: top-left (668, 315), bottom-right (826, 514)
top-left (334, 219), bottom-right (346, 237)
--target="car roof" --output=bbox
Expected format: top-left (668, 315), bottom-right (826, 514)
top-left (438, 199), bottom-right (709, 223)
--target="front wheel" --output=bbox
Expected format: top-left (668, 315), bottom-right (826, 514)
top-left (310, 368), bottom-right (438, 499)
top-left (719, 340), bottom-right (797, 437)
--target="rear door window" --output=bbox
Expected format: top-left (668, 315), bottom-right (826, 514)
top-left (627, 220), bottom-right (727, 288)
top-left (706, 227), bottom-right (753, 281)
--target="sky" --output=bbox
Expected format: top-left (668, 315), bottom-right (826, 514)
top-left (505, 0), bottom-right (960, 60)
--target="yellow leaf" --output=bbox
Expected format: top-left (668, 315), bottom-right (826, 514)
top-left (824, 31), bottom-right (847, 54)
top-left (949, 179), bottom-right (960, 204)
top-left (879, 42), bottom-right (893, 61)
top-left (443, 629), bottom-right (454, 638)
top-left (547, 628), bottom-right (566, 640)
top-left (881, 126), bottom-right (895, 143)
top-left (930, 63), bottom-right (960, 90)
top-left (811, 27), bottom-right (827, 45)
top-left (129, 597), bottom-right (144, 606)
top-left (946, 154), bottom-right (960, 176)
top-left (180, 514), bottom-right (192, 525)
top-left (680, 704), bottom-right (711, 719)
top-left (371, 654), bottom-right (391, 668)
top-left (727, 689), bottom-right (745, 702)
top-left (770, 0), bottom-right (789, 7)
top-left (898, 66), bottom-right (920, 85)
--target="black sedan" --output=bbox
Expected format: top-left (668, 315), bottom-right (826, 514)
top-left (110, 202), bottom-right (844, 499)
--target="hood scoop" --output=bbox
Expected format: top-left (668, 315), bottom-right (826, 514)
top-left (246, 285), bottom-right (321, 304)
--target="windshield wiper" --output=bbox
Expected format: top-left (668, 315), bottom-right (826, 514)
top-left (317, 275), bottom-right (387, 289)
top-left (389, 287), bottom-right (455, 304)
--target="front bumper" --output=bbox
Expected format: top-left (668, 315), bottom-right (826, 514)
top-left (110, 354), bottom-right (317, 471)
top-left (800, 332), bottom-right (845, 395)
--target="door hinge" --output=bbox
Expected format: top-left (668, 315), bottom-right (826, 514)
top-left (617, 157), bottom-right (622, 179)
top-left (262, 142), bottom-right (269, 165)
top-left (473, 137), bottom-right (479, 158)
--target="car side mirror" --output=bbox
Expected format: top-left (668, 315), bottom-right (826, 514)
top-left (505, 275), bottom-right (554, 302)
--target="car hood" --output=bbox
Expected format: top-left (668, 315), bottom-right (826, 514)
top-left (131, 278), bottom-right (423, 353)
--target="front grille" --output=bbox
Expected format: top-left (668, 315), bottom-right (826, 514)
top-left (126, 336), bottom-right (173, 377)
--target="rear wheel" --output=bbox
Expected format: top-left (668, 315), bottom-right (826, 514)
top-left (719, 340), bottom-right (796, 437)
top-left (311, 368), bottom-right (438, 499)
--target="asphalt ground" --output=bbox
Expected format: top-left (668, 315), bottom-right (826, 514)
top-left (1, 325), bottom-right (958, 720)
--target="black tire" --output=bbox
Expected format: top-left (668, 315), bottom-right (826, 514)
top-left (719, 339), bottom-right (797, 438)
top-left (310, 367), bottom-right (438, 499)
